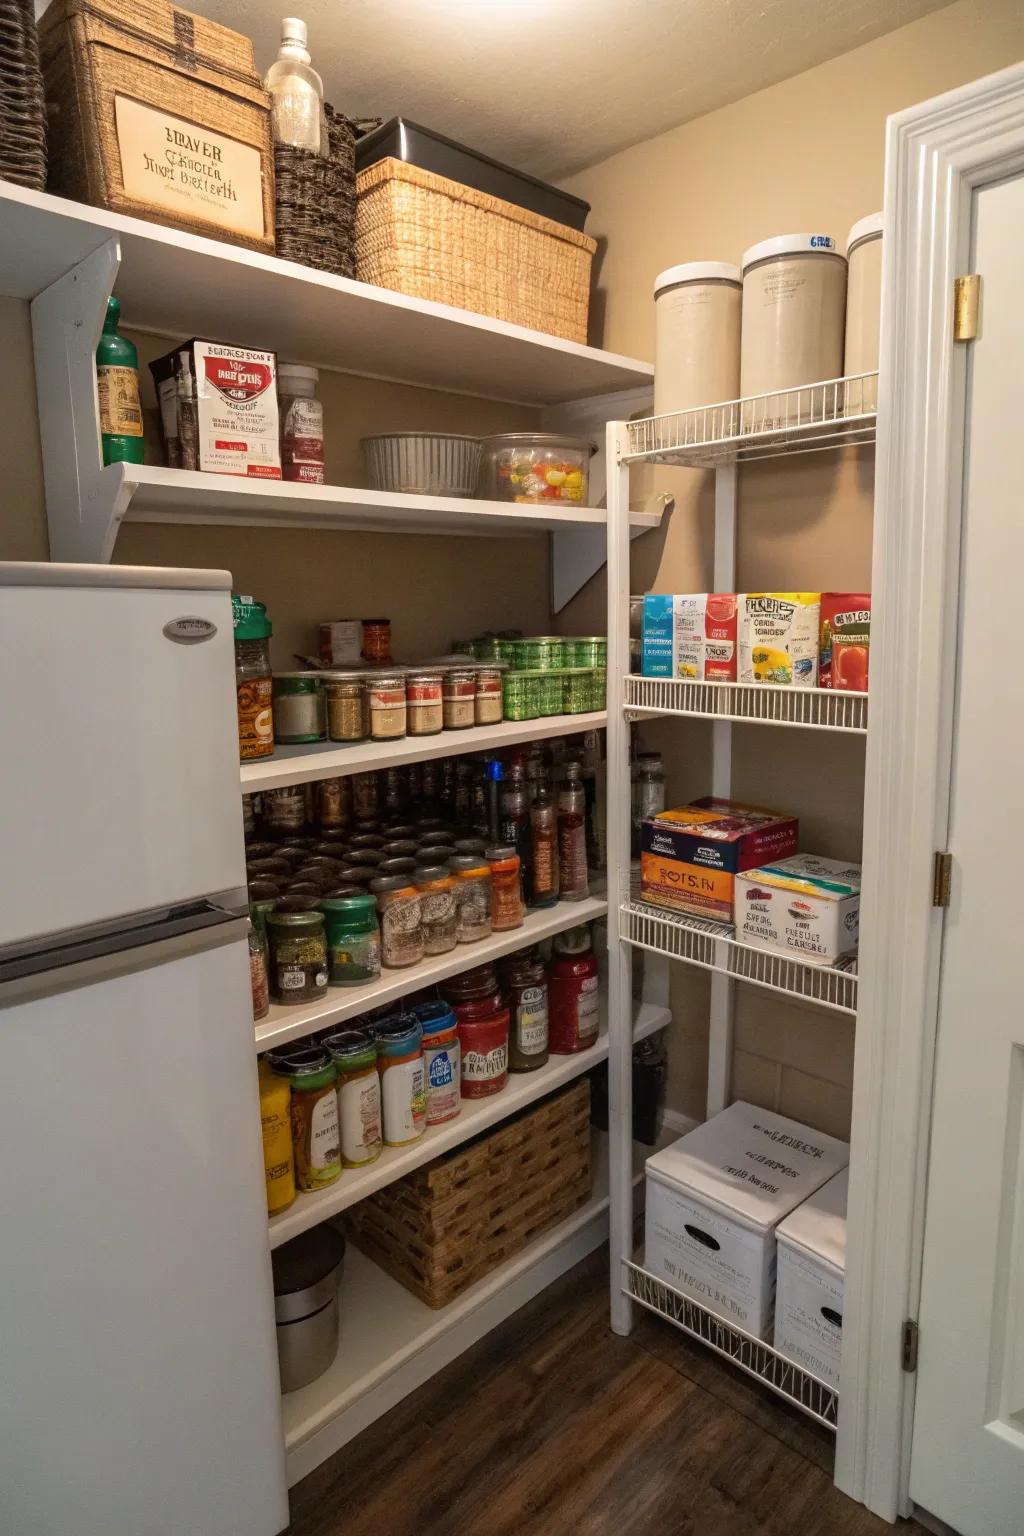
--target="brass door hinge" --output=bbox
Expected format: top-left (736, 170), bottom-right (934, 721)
top-left (902, 1318), bottom-right (919, 1373)
top-left (953, 275), bottom-right (980, 341)
top-left (933, 851), bottom-right (953, 907)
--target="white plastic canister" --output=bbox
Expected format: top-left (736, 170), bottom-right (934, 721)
top-left (653, 261), bottom-right (742, 417)
top-left (844, 213), bottom-right (883, 412)
top-left (740, 234), bottom-right (848, 401)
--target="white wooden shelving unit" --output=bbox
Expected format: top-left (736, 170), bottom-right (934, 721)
top-left (604, 373), bottom-right (877, 1426)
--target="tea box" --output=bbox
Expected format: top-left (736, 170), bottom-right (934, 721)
top-left (639, 797), bottom-right (798, 924)
top-left (641, 594), bottom-right (737, 681)
top-left (734, 853), bottom-right (861, 966)
top-left (738, 593), bottom-right (820, 686)
top-left (820, 593), bottom-right (870, 692)
top-left (775, 1167), bottom-right (848, 1386)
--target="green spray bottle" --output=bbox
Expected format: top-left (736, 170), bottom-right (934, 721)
top-left (96, 295), bottom-right (144, 466)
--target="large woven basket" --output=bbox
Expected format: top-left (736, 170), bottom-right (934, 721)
top-left (355, 158), bottom-right (597, 343)
top-left (274, 104), bottom-right (355, 277)
top-left (0, 0), bottom-right (46, 189)
top-left (345, 1078), bottom-right (592, 1309)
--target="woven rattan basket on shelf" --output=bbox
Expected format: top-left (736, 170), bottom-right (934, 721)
top-left (355, 158), bottom-right (597, 343)
top-left (345, 1078), bottom-right (592, 1309)
top-left (0, 0), bottom-right (47, 189)
top-left (274, 104), bottom-right (356, 276)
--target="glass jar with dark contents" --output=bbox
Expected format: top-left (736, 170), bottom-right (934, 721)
top-left (266, 909), bottom-right (328, 1003)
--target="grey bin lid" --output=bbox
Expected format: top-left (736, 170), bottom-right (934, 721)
top-left (272, 1226), bottom-right (346, 1323)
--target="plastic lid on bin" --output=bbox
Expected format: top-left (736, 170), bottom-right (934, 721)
top-left (741, 233), bottom-right (842, 271)
top-left (846, 212), bottom-right (883, 255)
top-left (654, 261), bottom-right (740, 295)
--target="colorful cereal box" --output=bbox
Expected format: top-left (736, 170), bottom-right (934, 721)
top-left (639, 797), bottom-right (799, 924)
top-left (819, 593), bottom-right (870, 692)
top-left (641, 594), bottom-right (737, 680)
top-left (738, 593), bottom-right (821, 687)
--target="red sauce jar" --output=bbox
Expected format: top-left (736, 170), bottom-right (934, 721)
top-left (457, 1004), bottom-right (509, 1098)
top-left (362, 617), bottom-right (392, 663)
top-left (548, 926), bottom-right (600, 1053)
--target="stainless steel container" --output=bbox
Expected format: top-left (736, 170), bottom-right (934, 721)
top-left (360, 432), bottom-right (483, 496)
top-left (271, 1226), bottom-right (346, 1393)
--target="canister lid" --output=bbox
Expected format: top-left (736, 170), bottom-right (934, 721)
top-left (654, 261), bottom-right (741, 294)
top-left (414, 999), bottom-right (457, 1035)
top-left (414, 864), bottom-right (453, 883)
top-left (277, 362), bottom-right (318, 382)
top-left (272, 1226), bottom-right (345, 1322)
top-left (846, 212), bottom-right (883, 255)
top-left (741, 233), bottom-right (843, 271)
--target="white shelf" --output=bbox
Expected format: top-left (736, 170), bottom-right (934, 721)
top-left (624, 373), bottom-right (877, 466)
top-left (256, 890), bottom-right (611, 1053)
top-left (621, 897), bottom-right (858, 1016)
top-left (625, 675), bottom-right (867, 734)
top-left (5, 181), bottom-right (651, 405)
top-left (242, 710), bottom-right (609, 794)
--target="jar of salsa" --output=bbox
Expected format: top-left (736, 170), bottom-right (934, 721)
top-left (458, 1004), bottom-right (509, 1098)
top-left (376, 1016), bottom-right (426, 1146)
top-left (415, 1000), bottom-right (461, 1125)
top-left (324, 1029), bottom-right (383, 1167)
top-left (266, 909), bottom-right (328, 1003)
top-left (362, 617), bottom-right (392, 663)
top-left (448, 854), bottom-right (492, 943)
top-left (485, 844), bottom-right (523, 932)
top-left (267, 1046), bottom-right (341, 1192)
top-left (548, 926), bottom-right (600, 1053)
top-left (500, 948), bottom-right (549, 1071)
top-left (415, 864), bottom-right (458, 955)
top-left (370, 874), bottom-right (424, 969)
top-left (319, 893), bottom-right (381, 987)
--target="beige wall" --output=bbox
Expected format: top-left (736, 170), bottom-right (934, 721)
top-left (560, 0), bottom-right (1024, 1133)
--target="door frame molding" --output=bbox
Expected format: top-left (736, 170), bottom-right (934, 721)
top-left (835, 60), bottom-right (1024, 1521)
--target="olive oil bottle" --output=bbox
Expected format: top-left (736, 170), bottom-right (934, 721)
top-left (96, 295), bottom-right (144, 466)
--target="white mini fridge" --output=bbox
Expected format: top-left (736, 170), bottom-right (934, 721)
top-left (0, 564), bottom-right (289, 1536)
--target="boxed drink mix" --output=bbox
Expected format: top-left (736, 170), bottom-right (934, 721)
top-left (738, 592), bottom-right (820, 686)
top-left (640, 797), bottom-right (799, 924)
top-left (819, 593), bottom-right (871, 692)
top-left (150, 338), bottom-right (281, 478)
top-left (641, 594), bottom-right (737, 681)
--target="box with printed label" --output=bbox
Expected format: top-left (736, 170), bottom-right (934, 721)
top-left (644, 1101), bottom-right (849, 1338)
top-left (641, 594), bottom-right (737, 681)
top-left (151, 339), bottom-right (282, 479)
top-left (774, 1167), bottom-right (848, 1386)
top-left (819, 593), bottom-right (870, 692)
top-left (738, 593), bottom-right (821, 686)
top-left (639, 797), bottom-right (798, 923)
top-left (735, 854), bottom-right (860, 966)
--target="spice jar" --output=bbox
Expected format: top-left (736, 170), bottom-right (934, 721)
top-left (273, 672), bottom-right (326, 744)
top-left (448, 853), bottom-right (492, 943)
top-left (263, 785), bottom-right (307, 835)
top-left (324, 672), bottom-right (368, 743)
top-left (362, 618), bottom-right (392, 664)
top-left (268, 1046), bottom-right (341, 1192)
top-left (501, 948), bottom-right (549, 1071)
top-left (405, 669), bottom-right (444, 736)
top-left (443, 667), bottom-right (477, 730)
top-left (278, 362), bottom-right (325, 484)
top-left (485, 844), bottom-right (524, 932)
top-left (414, 864), bottom-right (458, 955)
top-left (233, 595), bottom-right (274, 761)
top-left (352, 773), bottom-right (379, 819)
top-left (370, 874), bottom-right (424, 969)
top-left (474, 664), bottom-right (505, 725)
top-left (324, 1030), bottom-right (382, 1167)
top-left (368, 671), bottom-right (407, 740)
top-left (249, 918), bottom-right (270, 1021)
top-left (548, 926), bottom-right (600, 1054)
top-left (415, 1000), bottom-right (461, 1126)
top-left (319, 893), bottom-right (381, 987)
top-left (458, 1004), bottom-right (510, 1099)
top-left (258, 1060), bottom-right (295, 1214)
top-left (266, 909), bottom-right (329, 1003)
top-left (375, 1017), bottom-right (426, 1146)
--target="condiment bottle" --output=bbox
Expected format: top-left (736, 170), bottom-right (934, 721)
top-left (264, 16), bottom-right (325, 153)
top-left (233, 595), bottom-right (274, 762)
top-left (96, 295), bottom-right (144, 466)
top-left (324, 1030), bottom-right (383, 1167)
top-left (557, 761), bottom-right (589, 901)
top-left (485, 844), bottom-right (524, 932)
top-left (376, 1016), bottom-right (427, 1146)
top-left (457, 1003), bottom-right (510, 1098)
top-left (530, 772), bottom-right (560, 908)
top-left (499, 759), bottom-right (532, 903)
top-left (258, 1060), bottom-right (295, 1213)
top-left (268, 1046), bottom-right (341, 1192)
top-left (415, 1000), bottom-right (461, 1125)
top-left (501, 948), bottom-right (549, 1072)
top-left (548, 926), bottom-right (600, 1053)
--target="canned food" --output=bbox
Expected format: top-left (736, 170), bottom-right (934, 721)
top-left (537, 671), bottom-right (563, 717)
top-left (572, 637), bottom-right (607, 669)
top-left (502, 671), bottom-right (537, 722)
top-left (512, 636), bottom-right (566, 671)
top-left (562, 669), bottom-right (592, 714)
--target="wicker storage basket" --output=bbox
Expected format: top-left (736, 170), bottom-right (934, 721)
top-left (355, 158), bottom-right (597, 343)
top-left (0, 0), bottom-right (47, 189)
top-left (37, 0), bottom-right (274, 253)
top-left (274, 103), bottom-right (355, 277)
top-left (345, 1079), bottom-right (592, 1309)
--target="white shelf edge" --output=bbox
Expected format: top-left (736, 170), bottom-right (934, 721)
top-left (624, 676), bottom-right (868, 734)
top-left (241, 712), bottom-right (608, 793)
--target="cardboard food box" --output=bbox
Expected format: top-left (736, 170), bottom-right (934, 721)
top-left (644, 1102), bottom-right (849, 1338)
top-left (641, 594), bottom-right (737, 681)
top-left (820, 593), bottom-right (870, 692)
top-left (639, 797), bottom-right (798, 924)
top-left (775, 1167), bottom-right (848, 1386)
top-left (738, 593), bottom-right (821, 687)
top-left (735, 854), bottom-right (861, 966)
top-left (150, 338), bottom-right (281, 478)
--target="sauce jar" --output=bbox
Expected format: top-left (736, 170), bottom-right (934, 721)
top-left (272, 672), bottom-right (326, 744)
top-left (485, 844), bottom-right (524, 932)
top-left (319, 893), bottom-right (381, 987)
top-left (233, 594), bottom-right (274, 761)
top-left (415, 1000), bottom-right (461, 1126)
top-left (448, 853), bottom-right (492, 943)
top-left (370, 874), bottom-right (424, 969)
top-left (362, 618), bottom-right (392, 664)
top-left (266, 909), bottom-right (328, 1003)
top-left (458, 1004), bottom-right (510, 1099)
top-left (443, 667), bottom-right (477, 730)
top-left (368, 671), bottom-right (407, 740)
top-left (443, 963), bottom-right (501, 1008)
top-left (406, 669), bottom-right (444, 736)
top-left (474, 664), bottom-right (505, 726)
top-left (324, 672), bottom-right (368, 743)
top-left (267, 1046), bottom-right (341, 1192)
top-left (324, 1029), bottom-right (383, 1167)
top-left (317, 778), bottom-right (350, 829)
top-left (548, 926), bottom-right (600, 1053)
top-left (258, 1059), bottom-right (295, 1213)
top-left (415, 864), bottom-right (458, 955)
top-left (501, 948), bottom-right (549, 1071)
top-left (376, 1016), bottom-right (426, 1146)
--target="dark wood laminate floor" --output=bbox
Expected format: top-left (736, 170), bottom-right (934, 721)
top-left (287, 1250), bottom-right (925, 1536)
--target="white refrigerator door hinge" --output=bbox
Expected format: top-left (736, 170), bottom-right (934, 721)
top-left (902, 1318), bottom-right (919, 1372)
top-left (953, 274), bottom-right (980, 341)
top-left (933, 851), bottom-right (953, 907)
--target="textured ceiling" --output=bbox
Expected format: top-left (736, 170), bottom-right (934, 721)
top-left (127, 0), bottom-right (952, 180)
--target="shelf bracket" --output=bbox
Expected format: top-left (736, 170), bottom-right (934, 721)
top-left (551, 495), bottom-right (671, 612)
top-left (31, 237), bottom-right (132, 562)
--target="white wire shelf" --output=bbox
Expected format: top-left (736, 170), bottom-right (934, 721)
top-left (624, 1261), bottom-right (839, 1430)
top-left (624, 373), bottom-right (877, 467)
top-left (621, 896), bottom-right (858, 1015)
top-left (625, 675), bottom-right (867, 733)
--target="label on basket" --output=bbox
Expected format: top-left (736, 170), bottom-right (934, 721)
top-left (114, 96), bottom-right (266, 240)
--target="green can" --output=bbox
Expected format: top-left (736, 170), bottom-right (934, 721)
top-left (572, 636), bottom-right (607, 669)
top-left (537, 671), bottom-right (563, 717)
top-left (472, 635), bottom-right (502, 661)
top-left (562, 668), bottom-right (592, 714)
top-left (319, 892), bottom-right (381, 986)
top-left (589, 668), bottom-right (607, 710)
top-left (503, 671), bottom-right (539, 721)
top-left (513, 636), bottom-right (566, 671)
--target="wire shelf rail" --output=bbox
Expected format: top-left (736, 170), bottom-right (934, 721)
top-left (624, 373), bottom-right (878, 467)
top-left (625, 675), bottom-right (867, 733)
top-left (624, 1261), bottom-right (839, 1429)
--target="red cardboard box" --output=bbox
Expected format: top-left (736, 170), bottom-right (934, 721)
top-left (639, 797), bottom-right (799, 924)
top-left (820, 593), bottom-right (870, 692)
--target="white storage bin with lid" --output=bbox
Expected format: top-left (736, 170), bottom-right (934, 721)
top-left (739, 234), bottom-right (848, 409)
top-left (774, 1167), bottom-right (848, 1387)
top-left (653, 261), bottom-right (741, 418)
top-left (643, 1100), bottom-right (849, 1338)
top-left (844, 213), bottom-right (883, 412)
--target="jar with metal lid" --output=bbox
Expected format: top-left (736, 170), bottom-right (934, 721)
top-left (448, 853), bottom-right (492, 942)
top-left (267, 1046), bottom-right (341, 1191)
top-left (458, 1004), bottom-right (510, 1098)
top-left (443, 962), bottom-right (500, 1005)
top-left (844, 213), bottom-right (882, 412)
top-left (263, 785), bottom-right (308, 835)
top-left (740, 233), bottom-right (848, 404)
top-left (414, 1000), bottom-right (461, 1125)
top-left (443, 667), bottom-right (476, 730)
top-left (370, 874), bottom-right (424, 969)
top-left (362, 618), bottom-right (392, 664)
top-left (500, 948), bottom-right (549, 1071)
top-left (233, 594), bottom-right (274, 761)
top-left (414, 863), bottom-right (458, 954)
top-left (323, 1029), bottom-right (382, 1166)
top-left (654, 261), bottom-right (742, 417)
top-left (503, 671), bottom-right (539, 722)
top-left (324, 672), bottom-right (368, 743)
top-left (375, 1016), bottom-right (426, 1146)
top-left (367, 671), bottom-right (406, 740)
top-left (351, 772), bottom-right (379, 819)
top-left (319, 893), bottom-right (380, 987)
top-left (266, 909), bottom-right (328, 1003)
top-left (474, 663), bottom-right (505, 725)
top-left (272, 672), bottom-right (325, 744)
top-left (485, 844), bottom-right (523, 932)
top-left (405, 669), bottom-right (444, 736)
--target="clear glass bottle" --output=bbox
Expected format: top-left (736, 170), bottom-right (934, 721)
top-left (636, 753), bottom-right (665, 821)
top-left (264, 17), bottom-right (325, 153)
top-left (499, 758), bottom-right (532, 904)
top-left (557, 762), bottom-right (589, 901)
top-left (530, 771), bottom-right (560, 908)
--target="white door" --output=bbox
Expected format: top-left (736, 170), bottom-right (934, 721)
top-left (909, 170), bottom-right (1024, 1533)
